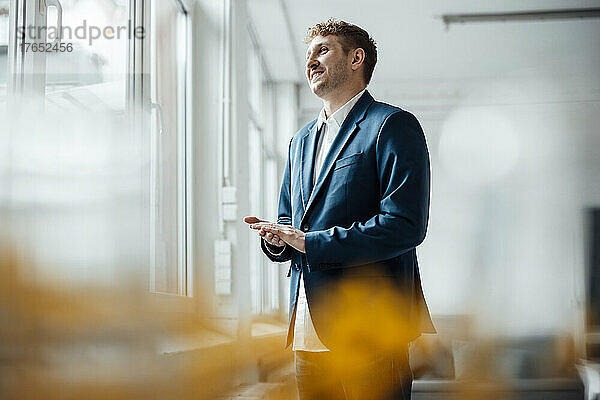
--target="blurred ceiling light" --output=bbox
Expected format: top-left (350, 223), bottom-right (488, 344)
top-left (438, 107), bottom-right (519, 186)
top-left (442, 8), bottom-right (600, 29)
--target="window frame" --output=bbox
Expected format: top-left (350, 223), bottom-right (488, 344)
top-left (247, 20), bottom-right (281, 318)
top-left (142, 0), bottom-right (194, 301)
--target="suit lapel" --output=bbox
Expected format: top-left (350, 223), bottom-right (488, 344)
top-left (302, 91), bottom-right (374, 222)
top-left (300, 121), bottom-right (319, 210)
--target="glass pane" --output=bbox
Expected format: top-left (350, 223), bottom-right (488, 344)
top-left (247, 38), bottom-right (261, 115)
top-left (1, 0), bottom-right (144, 288)
top-left (264, 158), bottom-right (279, 313)
top-left (44, 0), bottom-right (129, 114)
top-left (0, 0), bottom-right (9, 108)
top-left (150, 0), bottom-right (187, 294)
top-left (248, 121), bottom-right (262, 314)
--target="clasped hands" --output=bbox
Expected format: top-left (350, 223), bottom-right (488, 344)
top-left (243, 216), bottom-right (306, 253)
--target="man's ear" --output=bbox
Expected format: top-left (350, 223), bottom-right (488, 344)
top-left (350, 48), bottom-right (365, 71)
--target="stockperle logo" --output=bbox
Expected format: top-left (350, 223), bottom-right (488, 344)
top-left (18, 19), bottom-right (146, 46)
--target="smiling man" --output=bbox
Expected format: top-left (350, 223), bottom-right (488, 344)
top-left (244, 18), bottom-right (434, 400)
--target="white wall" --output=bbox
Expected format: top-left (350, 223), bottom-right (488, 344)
top-left (379, 74), bottom-right (599, 338)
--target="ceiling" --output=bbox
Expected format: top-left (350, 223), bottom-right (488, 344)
top-left (248, 0), bottom-right (600, 85)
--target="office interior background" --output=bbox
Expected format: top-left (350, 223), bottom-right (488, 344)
top-left (1, 0), bottom-right (599, 398)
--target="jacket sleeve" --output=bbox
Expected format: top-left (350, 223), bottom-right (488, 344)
top-left (304, 111), bottom-right (430, 269)
top-left (261, 139), bottom-right (295, 263)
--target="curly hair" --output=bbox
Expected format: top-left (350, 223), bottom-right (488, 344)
top-left (304, 18), bottom-right (378, 85)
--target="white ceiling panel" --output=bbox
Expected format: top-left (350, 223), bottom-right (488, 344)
top-left (248, 0), bottom-right (300, 81)
top-left (249, 0), bottom-right (600, 84)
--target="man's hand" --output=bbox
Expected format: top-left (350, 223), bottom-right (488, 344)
top-left (245, 217), bottom-right (306, 254)
top-left (243, 216), bottom-right (285, 248)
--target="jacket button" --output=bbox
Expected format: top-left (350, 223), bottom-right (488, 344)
top-left (294, 263), bottom-right (300, 271)
top-left (302, 225), bottom-right (309, 232)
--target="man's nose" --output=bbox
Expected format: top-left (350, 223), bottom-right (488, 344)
top-left (306, 58), bottom-right (319, 72)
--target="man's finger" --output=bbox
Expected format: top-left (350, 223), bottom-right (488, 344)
top-left (272, 236), bottom-right (285, 247)
top-left (249, 222), bottom-right (270, 230)
top-left (258, 228), bottom-right (281, 245)
top-left (275, 235), bottom-right (285, 246)
top-left (250, 222), bottom-right (279, 230)
top-left (270, 235), bottom-right (282, 245)
top-left (252, 223), bottom-right (297, 244)
top-left (263, 232), bottom-right (285, 248)
top-left (260, 225), bottom-right (281, 234)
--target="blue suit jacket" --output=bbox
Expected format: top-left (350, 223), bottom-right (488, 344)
top-left (262, 91), bottom-right (435, 350)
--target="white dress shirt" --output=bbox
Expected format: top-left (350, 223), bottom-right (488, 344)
top-left (292, 89), bottom-right (366, 352)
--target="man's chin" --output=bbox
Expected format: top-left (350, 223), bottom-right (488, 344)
top-left (310, 83), bottom-right (327, 98)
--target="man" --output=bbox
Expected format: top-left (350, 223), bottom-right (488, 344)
top-left (244, 18), bottom-right (434, 400)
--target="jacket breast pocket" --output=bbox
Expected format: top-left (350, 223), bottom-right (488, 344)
top-left (333, 151), bottom-right (363, 171)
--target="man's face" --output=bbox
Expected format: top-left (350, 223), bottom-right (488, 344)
top-left (305, 35), bottom-right (350, 99)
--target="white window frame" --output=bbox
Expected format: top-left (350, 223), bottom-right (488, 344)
top-left (247, 21), bottom-right (281, 318)
top-left (140, 0), bottom-right (194, 302)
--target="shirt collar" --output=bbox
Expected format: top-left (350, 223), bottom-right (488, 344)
top-left (317, 89), bottom-right (366, 131)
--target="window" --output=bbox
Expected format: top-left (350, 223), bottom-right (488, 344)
top-left (2, 0), bottom-right (139, 285)
top-left (44, 0), bottom-right (129, 113)
top-left (247, 23), bottom-right (279, 316)
top-left (148, 0), bottom-right (190, 295)
top-left (249, 118), bottom-right (263, 314)
top-left (0, 0), bottom-right (8, 107)
top-left (263, 156), bottom-right (280, 312)
top-left (3, 0), bottom-right (191, 298)
top-left (3, 0), bottom-right (129, 111)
